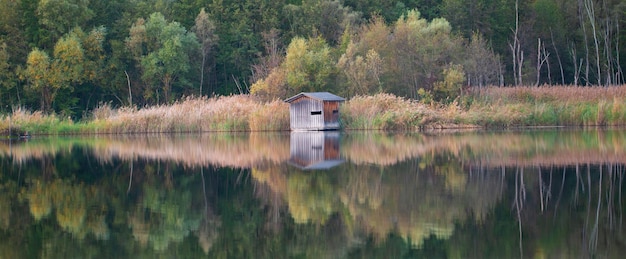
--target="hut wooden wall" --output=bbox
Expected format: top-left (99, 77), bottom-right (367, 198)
top-left (289, 97), bottom-right (324, 130)
top-left (323, 101), bottom-right (340, 129)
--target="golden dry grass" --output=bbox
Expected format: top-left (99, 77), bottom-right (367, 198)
top-left (462, 85), bottom-right (626, 127)
top-left (91, 95), bottom-right (289, 133)
top-left (475, 84), bottom-right (626, 103)
top-left (4, 86), bottom-right (626, 134)
top-left (341, 93), bottom-right (443, 130)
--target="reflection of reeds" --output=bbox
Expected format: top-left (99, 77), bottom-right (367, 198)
top-left (341, 133), bottom-right (431, 166)
top-left (341, 130), bottom-right (626, 167)
top-left (88, 134), bottom-right (291, 168)
top-left (2, 130), bottom-right (626, 168)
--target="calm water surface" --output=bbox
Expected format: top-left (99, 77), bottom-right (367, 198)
top-left (0, 129), bottom-right (625, 258)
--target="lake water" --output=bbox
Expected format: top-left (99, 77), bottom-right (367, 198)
top-left (0, 129), bottom-right (625, 258)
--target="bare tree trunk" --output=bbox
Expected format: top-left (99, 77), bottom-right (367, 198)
top-left (514, 166), bottom-right (526, 258)
top-left (510, 0), bottom-right (524, 86)
top-left (579, 0), bottom-right (591, 85)
top-left (584, 0), bottom-right (602, 85)
top-left (536, 38), bottom-right (550, 86)
top-left (127, 160), bottom-right (133, 194)
top-left (615, 22), bottom-right (624, 85)
top-left (571, 46), bottom-right (583, 85)
top-left (603, 12), bottom-right (613, 85)
top-left (125, 70), bottom-right (132, 106)
top-left (551, 30), bottom-right (565, 85)
top-left (200, 54), bottom-right (206, 96)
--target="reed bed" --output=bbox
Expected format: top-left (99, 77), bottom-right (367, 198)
top-left (341, 93), bottom-right (443, 130)
top-left (90, 95), bottom-right (289, 133)
top-left (474, 84), bottom-right (626, 103)
top-left (3, 86), bottom-right (626, 134)
top-left (0, 108), bottom-right (79, 135)
top-left (465, 85), bottom-right (626, 127)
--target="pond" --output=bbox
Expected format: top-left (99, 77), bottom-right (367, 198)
top-left (0, 129), bottom-right (625, 258)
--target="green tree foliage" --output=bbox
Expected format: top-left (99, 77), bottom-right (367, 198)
top-left (284, 0), bottom-right (361, 45)
top-left (344, 0), bottom-right (441, 23)
top-left (24, 48), bottom-right (54, 111)
top-left (0, 0), bottom-right (29, 63)
top-left (51, 32), bottom-right (85, 87)
top-left (22, 27), bottom-right (106, 114)
top-left (441, 0), bottom-right (517, 54)
top-left (391, 11), bottom-right (463, 96)
top-left (284, 37), bottom-right (336, 93)
top-left (0, 42), bottom-right (17, 107)
top-left (126, 12), bottom-right (199, 104)
top-left (0, 0), bottom-right (626, 114)
top-left (332, 10), bottom-right (464, 99)
top-left (250, 36), bottom-right (336, 99)
top-left (36, 0), bottom-right (94, 42)
top-left (463, 32), bottom-right (502, 87)
top-left (206, 0), bottom-right (283, 95)
top-left (192, 8), bottom-right (218, 96)
top-left (337, 43), bottom-right (384, 95)
top-left (433, 64), bottom-right (465, 101)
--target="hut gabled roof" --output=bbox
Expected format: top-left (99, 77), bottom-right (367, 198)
top-left (284, 92), bottom-right (345, 103)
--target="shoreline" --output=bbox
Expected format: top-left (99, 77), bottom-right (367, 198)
top-left (3, 86), bottom-right (626, 136)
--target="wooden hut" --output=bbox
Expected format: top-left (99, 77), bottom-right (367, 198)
top-left (284, 92), bottom-right (345, 131)
top-left (289, 131), bottom-right (344, 170)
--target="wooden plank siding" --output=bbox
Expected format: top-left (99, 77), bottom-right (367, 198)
top-left (285, 92), bottom-right (345, 131)
top-left (289, 97), bottom-right (325, 130)
top-left (323, 101), bottom-right (340, 129)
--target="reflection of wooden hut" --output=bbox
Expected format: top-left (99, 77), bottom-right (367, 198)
top-left (284, 92), bottom-right (345, 131)
top-left (289, 131), bottom-right (343, 170)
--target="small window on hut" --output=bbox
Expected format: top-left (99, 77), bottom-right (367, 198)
top-left (311, 111), bottom-right (322, 115)
top-left (332, 110), bottom-right (338, 114)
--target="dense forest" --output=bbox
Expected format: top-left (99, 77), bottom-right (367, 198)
top-left (0, 0), bottom-right (625, 117)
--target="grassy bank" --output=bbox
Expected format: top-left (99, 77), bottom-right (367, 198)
top-left (2, 85), bottom-right (626, 135)
top-left (1, 95), bottom-right (290, 135)
top-left (462, 86), bottom-right (626, 127)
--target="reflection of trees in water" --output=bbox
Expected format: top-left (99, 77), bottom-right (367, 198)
top-left (1, 131), bottom-right (626, 257)
top-left (128, 183), bottom-right (201, 251)
top-left (251, 152), bottom-right (504, 248)
top-left (337, 158), bottom-right (503, 247)
top-left (19, 178), bottom-right (109, 240)
top-left (249, 157), bottom-right (626, 257)
top-left (252, 165), bottom-right (288, 232)
top-left (461, 163), bottom-right (626, 258)
top-left (2, 153), bottom-right (221, 255)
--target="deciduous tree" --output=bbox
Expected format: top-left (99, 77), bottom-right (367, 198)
top-left (126, 12), bottom-right (199, 104)
top-left (192, 8), bottom-right (217, 96)
top-left (36, 0), bottom-right (94, 41)
top-left (0, 42), bottom-right (17, 107)
top-left (24, 48), bottom-right (53, 111)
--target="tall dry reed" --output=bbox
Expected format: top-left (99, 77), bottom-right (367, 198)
top-left (473, 85), bottom-right (626, 103)
top-left (465, 85), bottom-right (626, 127)
top-left (0, 108), bottom-right (78, 135)
top-left (91, 95), bottom-right (290, 133)
top-left (341, 93), bottom-right (441, 130)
